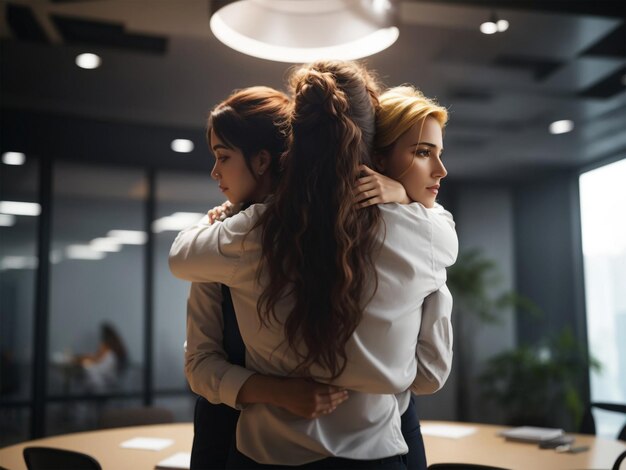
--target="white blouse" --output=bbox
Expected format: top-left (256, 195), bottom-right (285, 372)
top-left (170, 202), bottom-right (458, 465)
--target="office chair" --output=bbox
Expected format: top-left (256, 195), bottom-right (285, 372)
top-left (428, 464), bottom-right (510, 470)
top-left (23, 446), bottom-right (102, 470)
top-left (97, 405), bottom-right (174, 429)
top-left (580, 402), bottom-right (626, 441)
top-left (613, 450), bottom-right (626, 470)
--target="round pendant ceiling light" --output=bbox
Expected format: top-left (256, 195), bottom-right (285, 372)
top-left (209, 0), bottom-right (399, 63)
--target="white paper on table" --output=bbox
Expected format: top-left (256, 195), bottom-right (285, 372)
top-left (498, 426), bottom-right (564, 442)
top-left (155, 452), bottom-right (191, 470)
top-left (120, 437), bottom-right (174, 451)
top-left (421, 424), bottom-right (477, 439)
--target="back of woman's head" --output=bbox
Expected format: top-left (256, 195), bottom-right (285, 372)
top-left (207, 86), bottom-right (291, 180)
top-left (258, 60), bottom-right (382, 379)
top-left (374, 85), bottom-right (448, 161)
top-left (101, 323), bottom-right (128, 371)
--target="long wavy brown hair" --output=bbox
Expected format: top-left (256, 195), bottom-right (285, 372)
top-left (256, 61), bottom-right (382, 379)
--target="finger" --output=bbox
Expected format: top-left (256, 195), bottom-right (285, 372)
top-left (354, 191), bottom-right (372, 203)
top-left (323, 385), bottom-right (347, 394)
top-left (355, 182), bottom-right (384, 198)
top-left (353, 187), bottom-right (377, 201)
top-left (316, 390), bottom-right (348, 406)
top-left (359, 164), bottom-right (374, 174)
top-left (357, 196), bottom-right (383, 209)
top-left (313, 401), bottom-right (338, 415)
top-left (355, 176), bottom-right (375, 186)
top-left (328, 392), bottom-right (349, 406)
top-left (354, 181), bottom-right (378, 193)
top-left (318, 387), bottom-right (348, 399)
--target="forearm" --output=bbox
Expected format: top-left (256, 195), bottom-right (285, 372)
top-left (169, 206), bottom-right (263, 283)
top-left (185, 282), bottom-right (255, 408)
top-left (236, 374), bottom-right (281, 407)
top-left (237, 374), bottom-right (350, 418)
top-left (410, 285), bottom-right (454, 395)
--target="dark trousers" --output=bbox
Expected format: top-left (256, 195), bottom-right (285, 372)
top-left (190, 284), bottom-right (245, 469)
top-left (190, 397), bottom-right (240, 469)
top-left (401, 394), bottom-right (427, 470)
top-left (226, 447), bottom-right (406, 469)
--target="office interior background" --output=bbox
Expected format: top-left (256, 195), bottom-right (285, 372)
top-left (1, 0), bottom-right (625, 447)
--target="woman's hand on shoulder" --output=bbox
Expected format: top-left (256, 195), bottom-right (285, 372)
top-left (207, 200), bottom-right (235, 224)
top-left (354, 165), bottom-right (411, 209)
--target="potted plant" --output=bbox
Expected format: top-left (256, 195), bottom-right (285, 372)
top-left (479, 327), bottom-right (601, 429)
top-left (447, 249), bottom-right (599, 430)
top-left (447, 249), bottom-right (539, 421)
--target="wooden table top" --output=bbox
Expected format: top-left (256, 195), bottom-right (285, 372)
top-left (1, 420), bottom-right (624, 469)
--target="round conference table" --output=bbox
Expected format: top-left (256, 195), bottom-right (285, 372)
top-left (1, 421), bottom-right (624, 469)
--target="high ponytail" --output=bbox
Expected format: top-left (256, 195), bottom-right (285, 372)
top-left (256, 61), bottom-right (382, 380)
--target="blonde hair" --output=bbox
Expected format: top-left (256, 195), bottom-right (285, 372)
top-left (374, 85), bottom-right (448, 158)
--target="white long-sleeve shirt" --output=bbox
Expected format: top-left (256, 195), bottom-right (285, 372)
top-left (185, 281), bottom-right (453, 406)
top-left (170, 202), bottom-right (458, 465)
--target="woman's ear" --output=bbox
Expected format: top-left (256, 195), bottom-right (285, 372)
top-left (253, 150), bottom-right (271, 176)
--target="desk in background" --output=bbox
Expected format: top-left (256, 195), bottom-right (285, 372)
top-left (0, 421), bottom-right (624, 469)
top-left (423, 421), bottom-right (625, 469)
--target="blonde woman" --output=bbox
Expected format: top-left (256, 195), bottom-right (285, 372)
top-left (354, 85), bottom-right (452, 470)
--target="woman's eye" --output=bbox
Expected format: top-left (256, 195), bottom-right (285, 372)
top-left (217, 156), bottom-right (229, 163)
top-left (415, 149), bottom-right (430, 157)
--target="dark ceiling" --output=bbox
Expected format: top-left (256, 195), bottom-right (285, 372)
top-left (1, 0), bottom-right (625, 181)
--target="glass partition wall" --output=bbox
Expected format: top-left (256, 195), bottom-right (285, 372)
top-left (0, 156), bottom-right (39, 445)
top-left (153, 171), bottom-right (223, 419)
top-left (46, 163), bottom-right (147, 435)
top-left (0, 158), bottom-right (221, 442)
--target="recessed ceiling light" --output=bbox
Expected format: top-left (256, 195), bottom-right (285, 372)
top-left (2, 152), bottom-right (26, 165)
top-left (66, 245), bottom-right (106, 260)
top-left (76, 53), bottom-right (101, 70)
top-left (0, 201), bottom-right (41, 216)
top-left (171, 139), bottom-right (195, 153)
top-left (549, 120), bottom-right (574, 135)
top-left (0, 256), bottom-right (38, 270)
top-left (480, 21), bottom-right (498, 35)
top-left (107, 230), bottom-right (148, 245)
top-left (0, 214), bottom-right (16, 226)
top-left (90, 237), bottom-right (123, 252)
top-left (153, 212), bottom-right (205, 233)
top-left (496, 19), bottom-right (509, 32)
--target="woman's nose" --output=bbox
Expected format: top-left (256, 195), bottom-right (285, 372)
top-left (434, 158), bottom-right (447, 179)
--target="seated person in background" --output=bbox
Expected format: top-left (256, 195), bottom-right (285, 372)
top-left (75, 322), bottom-right (128, 392)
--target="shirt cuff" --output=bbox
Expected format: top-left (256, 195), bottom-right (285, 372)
top-left (219, 365), bottom-right (256, 410)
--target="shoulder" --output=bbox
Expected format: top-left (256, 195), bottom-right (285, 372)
top-left (221, 203), bottom-right (267, 230)
top-left (378, 202), bottom-right (454, 225)
top-left (379, 202), bottom-right (458, 265)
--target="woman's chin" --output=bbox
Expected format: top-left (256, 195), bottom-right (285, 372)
top-left (414, 198), bottom-right (435, 208)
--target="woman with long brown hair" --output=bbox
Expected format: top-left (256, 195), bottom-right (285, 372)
top-left (170, 60), bottom-right (457, 468)
top-left (185, 86), bottom-right (348, 469)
